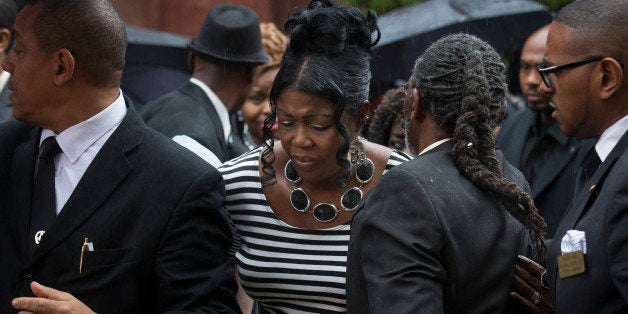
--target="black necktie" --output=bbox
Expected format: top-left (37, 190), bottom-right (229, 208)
top-left (575, 147), bottom-right (602, 193)
top-left (29, 136), bottom-right (62, 253)
top-left (583, 148), bottom-right (602, 181)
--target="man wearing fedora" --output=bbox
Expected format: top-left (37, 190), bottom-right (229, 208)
top-left (141, 4), bottom-right (271, 167)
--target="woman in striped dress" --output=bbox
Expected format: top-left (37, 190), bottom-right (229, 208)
top-left (219, 1), bottom-right (411, 312)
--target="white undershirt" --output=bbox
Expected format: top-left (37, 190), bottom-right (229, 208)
top-left (596, 114), bottom-right (628, 162)
top-left (40, 91), bottom-right (126, 214)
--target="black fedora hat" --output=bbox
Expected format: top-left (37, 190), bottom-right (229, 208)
top-left (188, 4), bottom-right (272, 65)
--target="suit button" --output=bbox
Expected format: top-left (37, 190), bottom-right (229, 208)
top-left (22, 268), bottom-right (33, 278)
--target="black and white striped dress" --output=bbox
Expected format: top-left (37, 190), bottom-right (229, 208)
top-left (219, 147), bottom-right (411, 313)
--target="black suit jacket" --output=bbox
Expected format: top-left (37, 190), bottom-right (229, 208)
top-left (547, 130), bottom-right (628, 313)
top-left (0, 120), bottom-right (33, 313)
top-left (347, 142), bottom-right (531, 313)
top-left (1, 104), bottom-right (239, 313)
top-left (497, 108), bottom-right (590, 238)
top-left (140, 82), bottom-right (248, 162)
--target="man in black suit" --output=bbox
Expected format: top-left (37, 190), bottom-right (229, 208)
top-left (141, 4), bottom-right (271, 168)
top-left (497, 25), bottom-right (590, 239)
top-left (347, 34), bottom-right (546, 313)
top-left (1, 1), bottom-right (238, 312)
top-left (537, 0), bottom-right (628, 312)
top-left (0, 0), bottom-right (16, 121)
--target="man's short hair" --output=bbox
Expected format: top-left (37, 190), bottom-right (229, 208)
top-left (30, 0), bottom-right (127, 88)
top-left (555, 0), bottom-right (627, 60)
top-left (0, 0), bottom-right (17, 30)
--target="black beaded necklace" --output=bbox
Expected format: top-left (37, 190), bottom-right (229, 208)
top-left (284, 154), bottom-right (374, 223)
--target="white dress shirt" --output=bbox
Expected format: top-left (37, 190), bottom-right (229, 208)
top-left (40, 91), bottom-right (126, 215)
top-left (419, 138), bottom-right (453, 156)
top-left (596, 114), bottom-right (628, 162)
top-left (171, 78), bottom-right (231, 168)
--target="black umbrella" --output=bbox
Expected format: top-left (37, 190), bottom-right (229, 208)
top-left (371, 0), bottom-right (553, 97)
top-left (121, 26), bottom-right (191, 110)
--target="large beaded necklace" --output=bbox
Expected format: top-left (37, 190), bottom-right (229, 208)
top-left (284, 148), bottom-right (374, 223)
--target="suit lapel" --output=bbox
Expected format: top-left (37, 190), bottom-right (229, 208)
top-left (28, 103), bottom-right (143, 264)
top-left (183, 83), bottom-right (227, 144)
top-left (559, 130), bottom-right (628, 229)
top-left (550, 130), bottom-right (628, 299)
top-left (10, 131), bottom-right (39, 262)
top-left (531, 135), bottom-right (579, 198)
top-left (180, 82), bottom-right (230, 161)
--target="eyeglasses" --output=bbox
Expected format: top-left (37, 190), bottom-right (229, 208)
top-left (536, 57), bottom-right (603, 88)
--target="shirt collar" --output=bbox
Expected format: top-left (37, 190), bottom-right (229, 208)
top-left (596, 114), bottom-right (628, 162)
top-left (40, 90), bottom-right (127, 163)
top-left (189, 77), bottom-right (231, 142)
top-left (419, 138), bottom-right (453, 156)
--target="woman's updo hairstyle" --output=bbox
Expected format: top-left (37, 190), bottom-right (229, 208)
top-left (410, 33), bottom-right (547, 258)
top-left (261, 0), bottom-right (380, 187)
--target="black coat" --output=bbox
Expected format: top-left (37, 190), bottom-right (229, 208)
top-left (0, 120), bottom-right (33, 313)
top-left (497, 108), bottom-right (590, 238)
top-left (347, 141), bottom-right (531, 313)
top-left (1, 104), bottom-right (239, 313)
top-left (141, 82), bottom-right (248, 162)
top-left (547, 130), bottom-right (628, 313)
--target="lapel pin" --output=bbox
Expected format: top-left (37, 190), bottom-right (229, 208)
top-left (588, 184), bottom-right (597, 194)
top-left (34, 230), bottom-right (45, 245)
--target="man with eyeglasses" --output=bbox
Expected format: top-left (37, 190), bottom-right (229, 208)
top-left (497, 25), bottom-right (591, 240)
top-left (511, 0), bottom-right (628, 313)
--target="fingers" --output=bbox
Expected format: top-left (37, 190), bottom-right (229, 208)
top-left (514, 264), bottom-right (548, 294)
top-left (517, 255), bottom-right (545, 278)
top-left (12, 296), bottom-right (59, 314)
top-left (512, 272), bottom-right (537, 299)
top-left (509, 291), bottom-right (536, 313)
top-left (13, 282), bottom-right (76, 314)
top-left (30, 282), bottom-right (71, 301)
top-left (514, 265), bottom-right (543, 292)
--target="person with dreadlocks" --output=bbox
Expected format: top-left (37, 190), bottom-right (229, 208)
top-left (218, 1), bottom-right (411, 312)
top-left (346, 33), bottom-right (547, 313)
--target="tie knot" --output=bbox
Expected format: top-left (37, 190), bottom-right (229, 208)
top-left (583, 147), bottom-right (602, 170)
top-left (39, 136), bottom-right (62, 161)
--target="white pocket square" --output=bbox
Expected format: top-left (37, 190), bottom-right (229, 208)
top-left (560, 230), bottom-right (587, 255)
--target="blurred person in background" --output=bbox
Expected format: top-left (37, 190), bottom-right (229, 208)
top-left (241, 22), bottom-right (288, 149)
top-left (366, 87), bottom-right (410, 154)
top-left (142, 4), bottom-right (271, 167)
